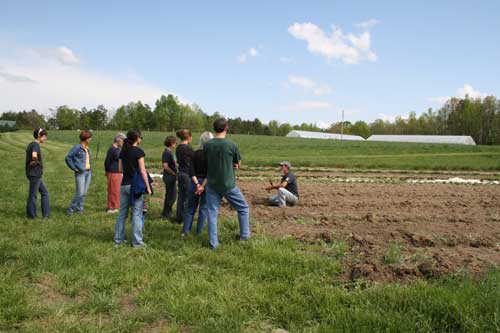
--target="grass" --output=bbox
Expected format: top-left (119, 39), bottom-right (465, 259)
top-left (1, 131), bottom-right (500, 332)
top-left (43, 130), bottom-right (500, 171)
top-left (383, 242), bottom-right (403, 265)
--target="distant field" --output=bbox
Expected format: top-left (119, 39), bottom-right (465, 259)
top-left (42, 130), bottom-right (500, 171)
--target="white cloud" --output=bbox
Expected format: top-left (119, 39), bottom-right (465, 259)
top-left (237, 47), bottom-right (259, 64)
top-left (0, 68), bottom-right (37, 83)
top-left (378, 113), bottom-right (409, 122)
top-left (457, 84), bottom-right (488, 99)
top-left (313, 84), bottom-right (333, 96)
top-left (290, 100), bottom-right (332, 112)
top-left (249, 47), bottom-right (259, 57)
top-left (317, 120), bottom-right (331, 129)
top-left (287, 75), bottom-right (332, 96)
top-left (288, 22), bottom-right (377, 64)
top-left (279, 56), bottom-right (294, 64)
top-left (55, 46), bottom-right (79, 65)
top-left (0, 44), bottom-right (178, 114)
top-left (428, 84), bottom-right (490, 105)
top-left (427, 96), bottom-right (450, 105)
top-left (237, 54), bottom-right (247, 64)
top-left (355, 19), bottom-right (380, 30)
top-left (288, 75), bottom-right (316, 90)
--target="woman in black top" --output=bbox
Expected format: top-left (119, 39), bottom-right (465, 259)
top-left (175, 129), bottom-right (193, 223)
top-left (161, 136), bottom-right (177, 219)
top-left (114, 129), bottom-right (151, 248)
top-left (182, 131), bottom-right (213, 235)
top-left (25, 128), bottom-right (50, 219)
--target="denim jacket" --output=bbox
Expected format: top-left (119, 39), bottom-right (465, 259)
top-left (130, 170), bottom-right (153, 204)
top-left (65, 144), bottom-right (91, 173)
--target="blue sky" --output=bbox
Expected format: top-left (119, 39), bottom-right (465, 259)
top-left (1, 0), bottom-right (499, 127)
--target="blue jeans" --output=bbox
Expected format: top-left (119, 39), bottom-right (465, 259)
top-left (182, 177), bottom-right (207, 235)
top-left (67, 170), bottom-right (91, 214)
top-left (114, 185), bottom-right (145, 247)
top-left (206, 186), bottom-right (250, 249)
top-left (26, 176), bottom-right (50, 218)
top-left (176, 171), bottom-right (190, 222)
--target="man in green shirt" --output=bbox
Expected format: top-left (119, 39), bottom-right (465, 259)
top-left (204, 118), bottom-right (250, 249)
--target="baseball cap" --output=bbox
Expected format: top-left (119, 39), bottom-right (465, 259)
top-left (278, 161), bottom-right (291, 168)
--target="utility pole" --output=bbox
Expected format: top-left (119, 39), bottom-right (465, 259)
top-left (340, 109), bottom-right (344, 141)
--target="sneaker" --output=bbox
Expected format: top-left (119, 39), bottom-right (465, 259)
top-left (106, 209), bottom-right (115, 213)
top-left (114, 240), bottom-right (128, 247)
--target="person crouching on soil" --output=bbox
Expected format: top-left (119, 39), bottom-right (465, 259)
top-left (65, 130), bottom-right (93, 215)
top-left (265, 161), bottom-right (299, 207)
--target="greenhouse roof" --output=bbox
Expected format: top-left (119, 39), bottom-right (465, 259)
top-left (367, 135), bottom-right (476, 145)
top-left (286, 130), bottom-right (365, 141)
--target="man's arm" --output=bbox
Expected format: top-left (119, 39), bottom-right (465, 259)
top-left (233, 144), bottom-right (241, 169)
top-left (265, 181), bottom-right (288, 191)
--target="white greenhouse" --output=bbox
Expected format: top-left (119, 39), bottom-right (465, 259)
top-left (367, 135), bottom-right (476, 145)
top-left (286, 130), bottom-right (365, 141)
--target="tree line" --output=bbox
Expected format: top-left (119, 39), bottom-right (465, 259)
top-left (1, 94), bottom-right (499, 144)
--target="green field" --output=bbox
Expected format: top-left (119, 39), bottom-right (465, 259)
top-left (42, 130), bottom-right (500, 171)
top-left (1, 131), bottom-right (500, 332)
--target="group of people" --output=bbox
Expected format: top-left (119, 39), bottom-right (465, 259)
top-left (25, 118), bottom-right (300, 249)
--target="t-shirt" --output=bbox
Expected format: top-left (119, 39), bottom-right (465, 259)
top-left (162, 149), bottom-right (177, 175)
top-left (120, 146), bottom-right (145, 185)
top-left (281, 172), bottom-right (299, 197)
top-left (25, 141), bottom-right (43, 177)
top-left (204, 138), bottom-right (241, 193)
top-left (104, 146), bottom-right (121, 173)
top-left (175, 144), bottom-right (193, 174)
top-left (190, 149), bottom-right (208, 179)
top-left (84, 148), bottom-right (90, 170)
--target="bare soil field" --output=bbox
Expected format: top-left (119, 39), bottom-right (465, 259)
top-left (228, 175), bottom-right (500, 282)
top-left (152, 170), bottom-right (500, 283)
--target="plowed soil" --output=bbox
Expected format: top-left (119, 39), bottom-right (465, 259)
top-left (153, 171), bottom-right (500, 282)
top-left (223, 176), bottom-right (500, 282)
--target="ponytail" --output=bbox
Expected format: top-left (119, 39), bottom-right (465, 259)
top-left (123, 129), bottom-right (142, 151)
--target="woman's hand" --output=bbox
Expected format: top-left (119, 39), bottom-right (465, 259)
top-left (195, 184), bottom-right (204, 195)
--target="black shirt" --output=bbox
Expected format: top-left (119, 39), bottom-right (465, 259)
top-left (281, 172), bottom-right (299, 197)
top-left (120, 146), bottom-right (145, 185)
top-left (26, 141), bottom-right (43, 177)
top-left (189, 149), bottom-right (208, 179)
top-left (176, 144), bottom-right (193, 174)
top-left (162, 149), bottom-right (177, 175)
top-left (104, 146), bottom-right (121, 173)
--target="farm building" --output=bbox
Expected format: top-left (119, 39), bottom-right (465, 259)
top-left (367, 135), bottom-right (476, 145)
top-left (286, 130), bottom-right (365, 141)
